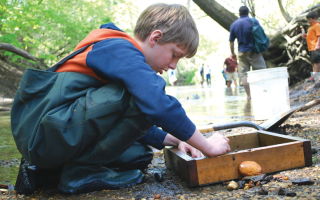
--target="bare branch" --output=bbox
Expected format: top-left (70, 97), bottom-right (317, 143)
top-left (277, 0), bottom-right (292, 23)
top-left (246, 0), bottom-right (255, 18)
top-left (193, 0), bottom-right (237, 31)
top-left (0, 43), bottom-right (38, 61)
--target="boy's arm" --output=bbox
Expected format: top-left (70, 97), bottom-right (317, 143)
top-left (316, 36), bottom-right (320, 50)
top-left (315, 24), bottom-right (320, 49)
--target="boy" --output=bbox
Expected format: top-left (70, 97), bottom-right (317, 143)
top-left (304, 11), bottom-right (320, 82)
top-left (12, 3), bottom-right (230, 195)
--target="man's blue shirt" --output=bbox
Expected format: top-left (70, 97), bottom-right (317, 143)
top-left (229, 16), bottom-right (256, 52)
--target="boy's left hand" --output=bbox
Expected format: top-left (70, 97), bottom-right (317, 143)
top-left (177, 141), bottom-right (204, 158)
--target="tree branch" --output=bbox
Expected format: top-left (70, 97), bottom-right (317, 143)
top-left (193, 0), bottom-right (237, 31)
top-left (0, 43), bottom-right (38, 61)
top-left (277, 0), bottom-right (292, 23)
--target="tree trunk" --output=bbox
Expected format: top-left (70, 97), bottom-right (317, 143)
top-left (193, 0), bottom-right (237, 31)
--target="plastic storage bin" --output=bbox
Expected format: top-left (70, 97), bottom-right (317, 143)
top-left (247, 67), bottom-right (290, 120)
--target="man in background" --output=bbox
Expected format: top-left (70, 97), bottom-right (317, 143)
top-left (229, 5), bottom-right (267, 99)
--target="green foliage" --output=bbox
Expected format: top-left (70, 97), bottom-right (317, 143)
top-left (179, 68), bottom-right (196, 85)
top-left (196, 35), bottom-right (218, 62)
top-left (0, 0), bottom-right (122, 66)
top-left (175, 58), bottom-right (198, 85)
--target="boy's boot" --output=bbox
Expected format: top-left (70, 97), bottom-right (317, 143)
top-left (58, 164), bottom-right (144, 194)
top-left (15, 158), bottom-right (37, 195)
top-left (15, 158), bottom-right (61, 195)
top-left (58, 143), bottom-right (153, 194)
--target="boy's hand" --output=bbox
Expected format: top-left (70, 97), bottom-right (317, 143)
top-left (177, 141), bottom-right (204, 158)
top-left (205, 133), bottom-right (231, 157)
top-left (186, 129), bottom-right (231, 158)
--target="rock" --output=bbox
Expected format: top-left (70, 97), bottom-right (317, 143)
top-left (273, 174), bottom-right (289, 181)
top-left (286, 192), bottom-right (297, 197)
top-left (242, 174), bottom-right (266, 183)
top-left (243, 181), bottom-right (255, 190)
top-left (237, 180), bottom-right (246, 189)
top-left (135, 194), bottom-right (144, 200)
top-left (227, 181), bottom-right (238, 190)
top-left (239, 161), bottom-right (262, 176)
top-left (291, 178), bottom-right (314, 185)
top-left (264, 175), bottom-right (274, 182)
top-left (257, 188), bottom-right (268, 195)
top-left (314, 82), bottom-right (320, 88)
top-left (311, 147), bottom-right (318, 154)
top-left (154, 172), bottom-right (164, 182)
top-left (0, 189), bottom-right (8, 195)
top-left (278, 188), bottom-right (287, 196)
top-left (277, 188), bottom-right (297, 197)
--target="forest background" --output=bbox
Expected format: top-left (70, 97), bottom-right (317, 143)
top-left (0, 0), bottom-right (318, 89)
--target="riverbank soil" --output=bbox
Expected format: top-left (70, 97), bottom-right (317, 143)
top-left (1, 79), bottom-right (319, 200)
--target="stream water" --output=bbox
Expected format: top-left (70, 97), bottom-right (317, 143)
top-left (166, 85), bottom-right (253, 127)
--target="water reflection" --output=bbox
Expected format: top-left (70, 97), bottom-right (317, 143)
top-left (166, 85), bottom-right (253, 126)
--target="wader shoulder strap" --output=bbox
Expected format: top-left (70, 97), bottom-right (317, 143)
top-left (48, 43), bottom-right (96, 72)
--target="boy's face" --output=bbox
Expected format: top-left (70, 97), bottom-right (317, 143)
top-left (141, 30), bottom-right (187, 74)
top-left (147, 42), bottom-right (187, 74)
top-left (307, 18), bottom-right (317, 25)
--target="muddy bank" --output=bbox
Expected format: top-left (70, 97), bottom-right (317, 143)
top-left (1, 80), bottom-right (319, 200)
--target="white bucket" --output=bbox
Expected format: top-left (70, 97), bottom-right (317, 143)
top-left (313, 72), bottom-right (320, 81)
top-left (247, 67), bottom-right (290, 120)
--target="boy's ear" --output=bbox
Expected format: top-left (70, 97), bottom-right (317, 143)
top-left (149, 30), bottom-right (163, 46)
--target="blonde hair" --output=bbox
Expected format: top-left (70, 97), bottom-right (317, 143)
top-left (134, 3), bottom-right (199, 58)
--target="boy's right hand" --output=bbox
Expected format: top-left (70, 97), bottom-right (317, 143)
top-left (186, 129), bottom-right (231, 158)
top-left (205, 133), bottom-right (231, 157)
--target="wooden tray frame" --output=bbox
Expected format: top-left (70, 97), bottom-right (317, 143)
top-left (164, 130), bottom-right (312, 187)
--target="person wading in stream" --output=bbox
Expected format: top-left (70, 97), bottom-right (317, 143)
top-left (223, 55), bottom-right (239, 88)
top-left (229, 6), bottom-right (267, 99)
top-left (11, 3), bottom-right (231, 195)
